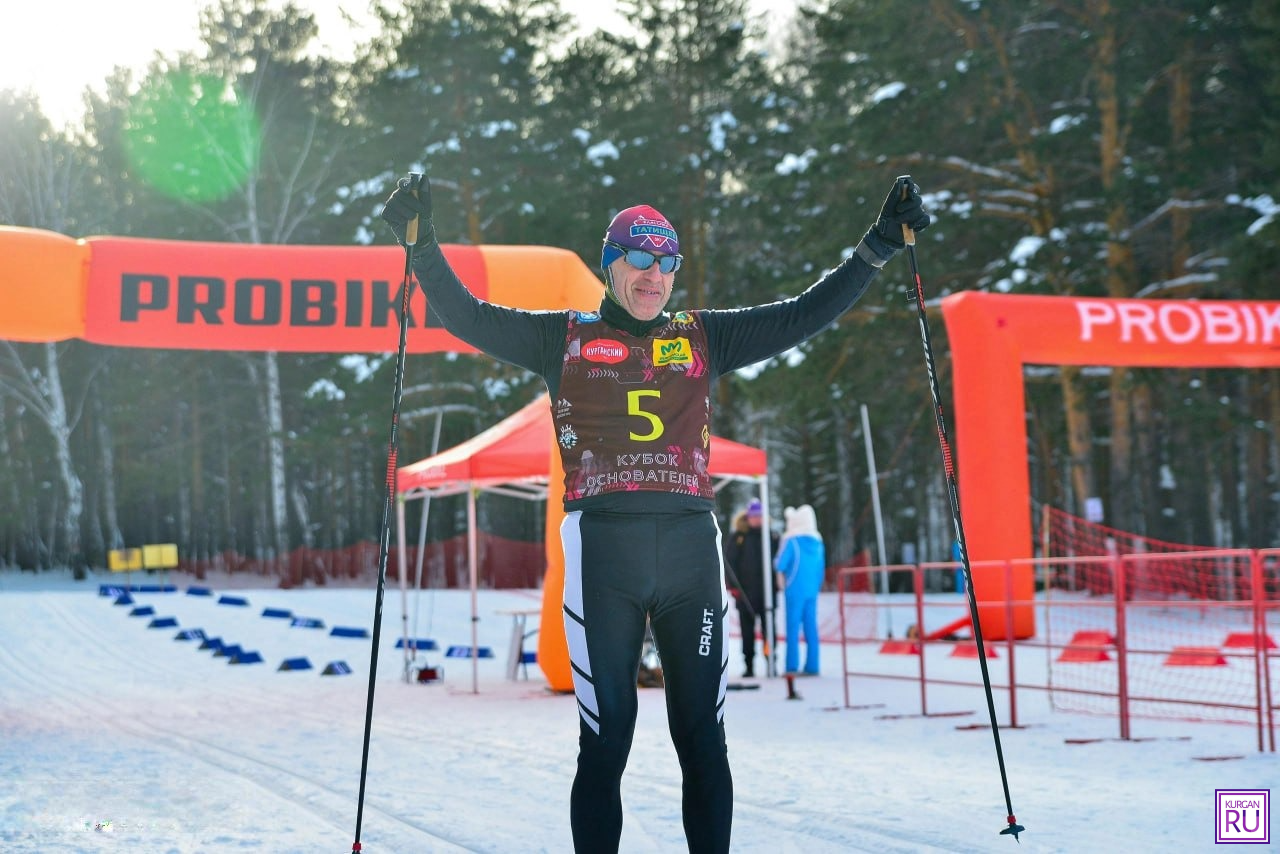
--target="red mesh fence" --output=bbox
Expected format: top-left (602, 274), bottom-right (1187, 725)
top-left (1032, 552), bottom-right (1269, 726)
top-left (835, 543), bottom-right (1278, 746)
top-left (1039, 505), bottom-right (1271, 602)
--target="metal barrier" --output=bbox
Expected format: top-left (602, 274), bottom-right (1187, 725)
top-left (837, 551), bottom-right (1278, 752)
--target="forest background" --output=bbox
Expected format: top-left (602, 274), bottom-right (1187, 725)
top-left (1, 0), bottom-right (1277, 583)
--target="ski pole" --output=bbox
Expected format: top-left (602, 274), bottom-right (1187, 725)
top-left (899, 176), bottom-right (1025, 843)
top-left (351, 178), bottom-right (422, 854)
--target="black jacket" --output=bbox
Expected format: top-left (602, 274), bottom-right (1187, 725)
top-left (723, 525), bottom-right (777, 613)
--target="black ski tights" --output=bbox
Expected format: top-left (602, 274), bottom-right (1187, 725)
top-left (561, 510), bottom-right (733, 853)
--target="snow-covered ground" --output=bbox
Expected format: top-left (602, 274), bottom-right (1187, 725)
top-left (1, 568), bottom-right (1274, 853)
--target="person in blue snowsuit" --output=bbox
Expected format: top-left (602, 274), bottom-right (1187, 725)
top-left (775, 504), bottom-right (825, 675)
top-left (381, 174), bottom-right (930, 854)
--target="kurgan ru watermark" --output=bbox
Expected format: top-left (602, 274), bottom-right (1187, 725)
top-left (1216, 789), bottom-right (1269, 845)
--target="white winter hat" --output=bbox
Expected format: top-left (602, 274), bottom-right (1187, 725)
top-left (791, 504), bottom-right (821, 540)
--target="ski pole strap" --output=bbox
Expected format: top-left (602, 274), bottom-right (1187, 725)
top-left (855, 239), bottom-right (889, 269)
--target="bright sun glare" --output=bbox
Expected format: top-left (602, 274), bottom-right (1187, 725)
top-left (2, 1), bottom-right (787, 130)
top-left (0, 1), bottom-right (384, 129)
top-left (2, 2), bottom-right (210, 128)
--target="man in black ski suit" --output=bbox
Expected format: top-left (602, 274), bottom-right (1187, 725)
top-left (381, 174), bottom-right (930, 854)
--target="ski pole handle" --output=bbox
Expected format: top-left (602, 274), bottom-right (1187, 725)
top-left (899, 177), bottom-right (917, 247)
top-left (405, 176), bottom-right (421, 247)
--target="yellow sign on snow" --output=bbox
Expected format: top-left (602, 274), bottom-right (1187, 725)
top-left (143, 543), bottom-right (179, 568)
top-left (107, 544), bottom-right (178, 571)
top-left (107, 548), bottom-right (143, 571)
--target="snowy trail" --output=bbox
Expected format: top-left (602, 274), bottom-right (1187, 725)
top-left (2, 573), bottom-right (1277, 853)
top-left (0, 595), bottom-right (473, 851)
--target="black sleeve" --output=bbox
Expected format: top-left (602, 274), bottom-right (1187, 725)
top-left (411, 243), bottom-right (566, 381)
top-left (702, 252), bottom-right (881, 376)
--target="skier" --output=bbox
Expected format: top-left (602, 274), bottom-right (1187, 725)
top-left (381, 174), bottom-right (930, 854)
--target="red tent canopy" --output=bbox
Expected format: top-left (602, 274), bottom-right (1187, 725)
top-left (396, 395), bottom-right (767, 498)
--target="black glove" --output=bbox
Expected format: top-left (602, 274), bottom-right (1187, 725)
top-left (857, 175), bottom-right (932, 267)
top-left (380, 173), bottom-right (436, 248)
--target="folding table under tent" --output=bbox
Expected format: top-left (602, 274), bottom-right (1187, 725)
top-left (394, 394), bottom-right (772, 693)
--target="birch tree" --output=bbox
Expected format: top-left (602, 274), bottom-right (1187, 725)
top-left (115, 0), bottom-right (354, 564)
top-left (0, 90), bottom-right (99, 568)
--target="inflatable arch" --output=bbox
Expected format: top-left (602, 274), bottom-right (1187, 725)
top-left (0, 225), bottom-right (601, 351)
top-left (0, 224), bottom-right (603, 686)
top-left (943, 291), bottom-right (1280, 638)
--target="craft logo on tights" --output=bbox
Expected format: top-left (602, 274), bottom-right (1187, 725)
top-left (698, 607), bottom-right (714, 656)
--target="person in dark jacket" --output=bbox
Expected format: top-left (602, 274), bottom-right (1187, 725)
top-left (722, 498), bottom-right (775, 677)
top-left (381, 174), bottom-right (930, 854)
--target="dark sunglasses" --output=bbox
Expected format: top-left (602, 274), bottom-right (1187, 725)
top-left (607, 241), bottom-right (683, 274)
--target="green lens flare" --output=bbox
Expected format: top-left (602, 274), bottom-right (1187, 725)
top-left (124, 71), bottom-right (259, 202)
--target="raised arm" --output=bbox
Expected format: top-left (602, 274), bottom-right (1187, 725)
top-left (380, 174), bottom-right (564, 376)
top-left (705, 176), bottom-right (931, 373)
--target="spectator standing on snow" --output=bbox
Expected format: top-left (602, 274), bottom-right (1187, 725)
top-left (722, 498), bottom-right (775, 678)
top-left (775, 504), bottom-right (825, 675)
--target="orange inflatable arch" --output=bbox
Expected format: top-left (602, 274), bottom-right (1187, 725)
top-left (0, 224), bottom-right (604, 687)
top-left (0, 225), bottom-right (600, 351)
top-left (943, 291), bottom-right (1280, 638)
